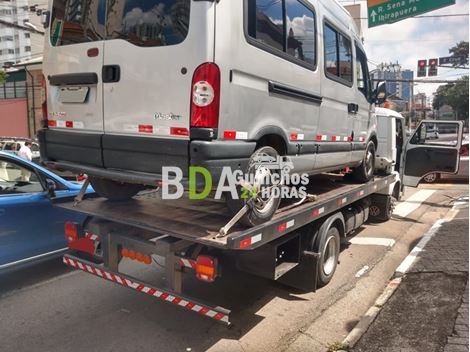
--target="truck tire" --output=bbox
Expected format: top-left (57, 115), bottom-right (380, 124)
top-left (226, 146), bottom-right (282, 227)
top-left (90, 177), bottom-right (143, 201)
top-left (369, 194), bottom-right (396, 222)
top-left (315, 226), bottom-right (340, 287)
top-left (353, 141), bottom-right (376, 182)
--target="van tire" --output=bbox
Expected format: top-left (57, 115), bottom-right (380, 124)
top-left (315, 226), bottom-right (340, 287)
top-left (90, 177), bottom-right (143, 201)
top-left (353, 141), bottom-right (376, 182)
top-left (226, 146), bottom-right (282, 227)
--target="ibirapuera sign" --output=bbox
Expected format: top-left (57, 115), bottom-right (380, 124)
top-left (368, 0), bottom-right (456, 28)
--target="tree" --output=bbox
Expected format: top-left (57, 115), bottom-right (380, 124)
top-left (0, 70), bottom-right (6, 84)
top-left (433, 76), bottom-right (469, 120)
top-left (449, 41), bottom-right (469, 66)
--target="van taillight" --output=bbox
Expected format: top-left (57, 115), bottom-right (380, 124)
top-left (190, 63), bottom-right (220, 128)
top-left (41, 75), bottom-right (48, 121)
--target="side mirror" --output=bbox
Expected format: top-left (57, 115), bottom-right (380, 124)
top-left (46, 179), bottom-right (57, 198)
top-left (374, 81), bottom-right (387, 105)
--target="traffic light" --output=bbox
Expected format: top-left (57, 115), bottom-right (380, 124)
top-left (428, 58), bottom-right (438, 77)
top-left (417, 60), bottom-right (427, 77)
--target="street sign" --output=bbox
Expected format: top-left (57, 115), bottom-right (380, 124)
top-left (439, 56), bottom-right (468, 66)
top-left (368, 0), bottom-right (456, 28)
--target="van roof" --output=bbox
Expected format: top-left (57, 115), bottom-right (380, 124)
top-left (375, 107), bottom-right (405, 119)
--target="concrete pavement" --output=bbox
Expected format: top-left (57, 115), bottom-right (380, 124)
top-left (351, 198), bottom-right (469, 352)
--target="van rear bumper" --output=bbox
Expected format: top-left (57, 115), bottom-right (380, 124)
top-left (38, 129), bottom-right (256, 186)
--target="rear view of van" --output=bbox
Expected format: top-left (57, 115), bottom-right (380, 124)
top-left (40, 0), bottom-right (381, 226)
top-left (40, 0), bottom-right (216, 196)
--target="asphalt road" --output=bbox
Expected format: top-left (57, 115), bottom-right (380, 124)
top-left (0, 182), bottom-right (468, 352)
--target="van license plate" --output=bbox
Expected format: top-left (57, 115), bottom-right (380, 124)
top-left (58, 86), bottom-right (89, 103)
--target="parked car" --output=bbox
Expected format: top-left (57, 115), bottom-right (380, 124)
top-left (421, 141), bottom-right (469, 183)
top-left (39, 0), bottom-right (386, 226)
top-left (0, 138), bottom-right (41, 162)
top-left (0, 151), bottom-right (94, 271)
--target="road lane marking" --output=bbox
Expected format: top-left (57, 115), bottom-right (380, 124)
top-left (355, 265), bottom-right (370, 278)
top-left (348, 237), bottom-right (396, 247)
top-left (393, 189), bottom-right (436, 218)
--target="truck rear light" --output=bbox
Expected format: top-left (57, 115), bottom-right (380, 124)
top-left (195, 255), bottom-right (218, 283)
top-left (121, 248), bottom-right (152, 265)
top-left (41, 74), bottom-right (48, 121)
top-left (64, 222), bottom-right (78, 241)
top-left (190, 63), bottom-right (220, 128)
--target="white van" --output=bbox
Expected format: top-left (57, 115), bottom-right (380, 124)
top-left (39, 0), bottom-right (386, 225)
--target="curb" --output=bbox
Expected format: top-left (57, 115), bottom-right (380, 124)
top-left (339, 204), bottom-right (462, 351)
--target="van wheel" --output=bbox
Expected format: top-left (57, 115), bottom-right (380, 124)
top-left (226, 146), bottom-right (282, 227)
top-left (90, 177), bottom-right (143, 201)
top-left (353, 141), bottom-right (376, 182)
top-left (315, 226), bottom-right (340, 287)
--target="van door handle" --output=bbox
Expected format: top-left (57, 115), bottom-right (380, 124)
top-left (348, 103), bottom-right (359, 114)
top-left (102, 65), bottom-right (121, 83)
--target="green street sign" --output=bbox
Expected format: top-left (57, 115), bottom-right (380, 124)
top-left (368, 0), bottom-right (456, 28)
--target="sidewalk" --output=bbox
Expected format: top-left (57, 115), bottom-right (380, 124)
top-left (351, 203), bottom-right (469, 352)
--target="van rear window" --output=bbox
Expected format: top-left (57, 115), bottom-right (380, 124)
top-left (50, 0), bottom-right (190, 47)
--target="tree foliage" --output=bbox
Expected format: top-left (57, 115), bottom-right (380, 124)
top-left (0, 70), bottom-right (6, 84)
top-left (449, 41), bottom-right (469, 66)
top-left (433, 76), bottom-right (469, 120)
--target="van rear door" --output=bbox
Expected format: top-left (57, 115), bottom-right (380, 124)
top-left (101, 1), bottom-right (215, 174)
top-left (401, 120), bottom-right (463, 187)
top-left (45, 0), bottom-right (106, 134)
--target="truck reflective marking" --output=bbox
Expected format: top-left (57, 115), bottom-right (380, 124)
top-left (223, 131), bottom-right (249, 140)
top-left (313, 207), bottom-right (325, 217)
top-left (63, 256), bottom-right (230, 324)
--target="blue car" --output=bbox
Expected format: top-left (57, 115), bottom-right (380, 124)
top-left (0, 151), bottom-right (93, 271)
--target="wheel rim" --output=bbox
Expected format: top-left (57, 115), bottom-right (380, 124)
top-left (250, 153), bottom-right (279, 215)
top-left (322, 236), bottom-right (337, 276)
top-left (365, 147), bottom-right (374, 177)
top-left (424, 173), bottom-right (436, 183)
top-left (370, 205), bottom-right (381, 217)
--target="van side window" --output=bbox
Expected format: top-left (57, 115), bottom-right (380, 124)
top-left (247, 0), bottom-right (316, 67)
top-left (247, 0), bottom-right (284, 52)
top-left (355, 45), bottom-right (370, 99)
top-left (285, 1), bottom-right (316, 65)
top-left (324, 23), bottom-right (353, 84)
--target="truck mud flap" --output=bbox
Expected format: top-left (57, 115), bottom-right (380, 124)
top-left (63, 254), bottom-right (231, 325)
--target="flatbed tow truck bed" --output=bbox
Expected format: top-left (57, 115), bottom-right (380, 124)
top-left (56, 173), bottom-right (399, 325)
top-left (56, 174), bottom-right (397, 250)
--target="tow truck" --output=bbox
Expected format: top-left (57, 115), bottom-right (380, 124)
top-left (52, 118), bottom-right (463, 325)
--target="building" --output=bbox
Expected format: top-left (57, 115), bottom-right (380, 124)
top-left (371, 63), bottom-right (414, 102)
top-left (0, 0), bottom-right (33, 66)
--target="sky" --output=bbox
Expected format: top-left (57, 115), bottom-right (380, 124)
top-left (340, 0), bottom-right (469, 102)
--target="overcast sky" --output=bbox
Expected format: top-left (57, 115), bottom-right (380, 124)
top-left (341, 0), bottom-right (469, 101)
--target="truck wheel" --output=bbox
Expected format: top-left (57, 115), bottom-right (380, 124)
top-left (422, 173), bottom-right (439, 183)
top-left (226, 146), bottom-right (282, 227)
top-left (352, 141), bottom-right (376, 182)
top-left (316, 226), bottom-right (340, 287)
top-left (369, 195), bottom-right (396, 222)
top-left (90, 177), bottom-right (143, 201)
